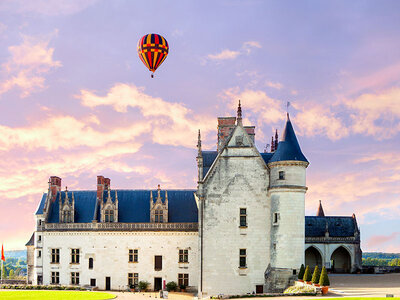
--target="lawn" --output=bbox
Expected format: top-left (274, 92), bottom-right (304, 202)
top-left (0, 290), bottom-right (115, 299)
top-left (314, 299), bottom-right (400, 300)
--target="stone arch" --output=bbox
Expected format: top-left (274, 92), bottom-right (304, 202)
top-left (330, 246), bottom-right (351, 273)
top-left (305, 246), bottom-right (323, 270)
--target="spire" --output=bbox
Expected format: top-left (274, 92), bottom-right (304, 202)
top-left (271, 136), bottom-right (275, 152)
top-left (275, 129), bottom-right (278, 150)
top-left (237, 100), bottom-right (242, 125)
top-left (269, 113), bottom-right (308, 163)
top-left (317, 200), bottom-right (325, 217)
top-left (157, 184), bottom-right (161, 200)
top-left (197, 129), bottom-right (202, 157)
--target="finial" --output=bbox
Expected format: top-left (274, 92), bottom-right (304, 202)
top-left (65, 186), bottom-right (68, 192)
top-left (237, 100), bottom-right (242, 125)
top-left (197, 129), bottom-right (202, 155)
top-left (158, 184), bottom-right (160, 190)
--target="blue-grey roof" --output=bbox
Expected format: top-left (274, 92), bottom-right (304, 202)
top-left (305, 216), bottom-right (356, 237)
top-left (43, 190), bottom-right (198, 223)
top-left (270, 116), bottom-right (308, 163)
top-left (202, 151), bottom-right (218, 179)
top-left (260, 152), bottom-right (273, 165)
top-left (35, 193), bottom-right (47, 215)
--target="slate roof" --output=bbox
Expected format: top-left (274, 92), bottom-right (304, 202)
top-left (35, 193), bottom-right (47, 215)
top-left (37, 190), bottom-right (198, 223)
top-left (270, 115), bottom-right (308, 163)
top-left (25, 232), bottom-right (35, 246)
top-left (305, 216), bottom-right (356, 237)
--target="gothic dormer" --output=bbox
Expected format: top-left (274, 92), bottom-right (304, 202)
top-left (59, 187), bottom-right (75, 223)
top-left (150, 185), bottom-right (168, 223)
top-left (100, 189), bottom-right (118, 222)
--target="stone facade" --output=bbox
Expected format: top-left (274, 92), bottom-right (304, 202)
top-left (27, 104), bottom-right (361, 296)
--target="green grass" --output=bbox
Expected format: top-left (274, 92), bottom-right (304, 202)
top-left (319, 299), bottom-right (400, 300)
top-left (0, 290), bottom-right (115, 300)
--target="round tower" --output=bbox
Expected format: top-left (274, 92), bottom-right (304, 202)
top-left (268, 114), bottom-right (309, 271)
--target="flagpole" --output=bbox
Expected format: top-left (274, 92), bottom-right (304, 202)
top-left (1, 258), bottom-right (3, 284)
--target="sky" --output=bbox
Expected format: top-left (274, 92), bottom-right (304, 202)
top-left (0, 0), bottom-right (399, 252)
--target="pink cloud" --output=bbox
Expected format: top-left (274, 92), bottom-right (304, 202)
top-left (366, 232), bottom-right (400, 251)
top-left (0, 33), bottom-right (61, 97)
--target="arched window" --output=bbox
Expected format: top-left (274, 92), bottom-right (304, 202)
top-left (105, 209), bottom-right (114, 222)
top-left (89, 258), bottom-right (93, 269)
top-left (62, 210), bottom-right (72, 223)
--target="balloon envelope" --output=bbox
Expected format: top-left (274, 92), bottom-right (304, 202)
top-left (137, 33), bottom-right (169, 74)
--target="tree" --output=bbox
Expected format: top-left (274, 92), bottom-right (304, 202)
top-left (1, 264), bottom-right (7, 279)
top-left (8, 269), bottom-right (14, 279)
top-left (311, 265), bottom-right (320, 284)
top-left (303, 265), bottom-right (312, 282)
top-left (298, 264), bottom-right (305, 280)
top-left (319, 266), bottom-right (330, 287)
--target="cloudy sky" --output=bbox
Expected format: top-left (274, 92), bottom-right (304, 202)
top-left (0, 0), bottom-right (399, 251)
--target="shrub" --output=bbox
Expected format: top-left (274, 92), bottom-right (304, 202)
top-left (166, 281), bottom-right (177, 292)
top-left (311, 265), bottom-right (320, 284)
top-left (319, 266), bottom-right (330, 286)
top-left (303, 265), bottom-right (312, 282)
top-left (138, 281), bottom-right (149, 291)
top-left (180, 284), bottom-right (186, 290)
top-left (298, 264), bottom-right (305, 280)
top-left (284, 285), bottom-right (316, 295)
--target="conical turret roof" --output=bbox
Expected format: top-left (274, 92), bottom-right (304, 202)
top-left (270, 114), bottom-right (308, 163)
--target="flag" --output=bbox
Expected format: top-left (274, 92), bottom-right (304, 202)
top-left (1, 244), bottom-right (5, 261)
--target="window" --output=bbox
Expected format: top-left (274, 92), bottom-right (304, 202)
top-left (178, 273), bottom-right (189, 287)
top-left (71, 248), bottom-right (80, 264)
top-left (240, 208), bottom-right (247, 227)
top-left (278, 171), bottom-right (285, 180)
top-left (128, 273), bottom-right (139, 287)
top-left (38, 220), bottom-right (42, 226)
top-left (51, 272), bottom-right (59, 284)
top-left (273, 212), bottom-right (280, 225)
top-left (89, 258), bottom-right (93, 269)
top-left (239, 249), bottom-right (246, 268)
top-left (63, 210), bottom-right (72, 223)
top-left (155, 255), bottom-right (162, 271)
top-left (51, 249), bottom-right (60, 264)
top-left (38, 250), bottom-right (41, 258)
top-left (38, 235), bottom-right (41, 242)
top-left (90, 279), bottom-right (96, 287)
top-left (179, 250), bottom-right (188, 263)
top-left (129, 249), bottom-right (138, 263)
top-left (105, 209), bottom-right (114, 222)
top-left (155, 210), bottom-right (163, 223)
top-left (71, 272), bottom-right (79, 285)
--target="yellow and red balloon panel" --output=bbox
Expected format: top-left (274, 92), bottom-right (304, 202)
top-left (137, 33), bottom-right (169, 75)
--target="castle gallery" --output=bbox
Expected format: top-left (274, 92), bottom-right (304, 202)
top-left (26, 104), bottom-right (362, 296)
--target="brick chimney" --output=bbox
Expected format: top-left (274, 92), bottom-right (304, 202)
top-left (104, 178), bottom-right (111, 191)
top-left (50, 176), bottom-right (61, 202)
top-left (217, 117), bottom-right (236, 151)
top-left (97, 176), bottom-right (105, 201)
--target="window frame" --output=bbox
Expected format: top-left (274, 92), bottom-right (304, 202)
top-left (71, 248), bottom-right (80, 264)
top-left (71, 272), bottom-right (80, 285)
top-left (278, 171), bottom-right (285, 180)
top-left (129, 249), bottom-right (138, 263)
top-left (178, 273), bottom-right (189, 287)
top-left (105, 209), bottom-right (114, 222)
top-left (239, 249), bottom-right (247, 268)
top-left (179, 249), bottom-right (189, 263)
top-left (51, 271), bottom-right (59, 284)
top-left (51, 248), bottom-right (60, 264)
top-left (239, 208), bottom-right (247, 227)
top-left (273, 212), bottom-right (280, 225)
top-left (88, 257), bottom-right (94, 269)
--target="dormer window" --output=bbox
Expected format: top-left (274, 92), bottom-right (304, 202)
top-left (62, 210), bottom-right (72, 223)
top-left (150, 185), bottom-right (168, 223)
top-left (105, 209), bottom-right (114, 222)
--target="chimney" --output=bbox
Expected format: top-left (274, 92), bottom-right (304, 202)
top-left (50, 176), bottom-right (61, 202)
top-left (217, 117), bottom-right (236, 151)
top-left (97, 176), bottom-right (105, 201)
top-left (244, 126), bottom-right (255, 144)
top-left (104, 178), bottom-right (111, 191)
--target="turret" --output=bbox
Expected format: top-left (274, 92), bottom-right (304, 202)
top-left (268, 113), bottom-right (309, 270)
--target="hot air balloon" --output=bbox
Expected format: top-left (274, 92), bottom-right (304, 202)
top-left (137, 33), bottom-right (169, 78)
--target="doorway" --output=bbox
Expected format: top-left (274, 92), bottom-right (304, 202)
top-left (256, 285), bottom-right (263, 294)
top-left (105, 277), bottom-right (111, 290)
top-left (154, 277), bottom-right (162, 291)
